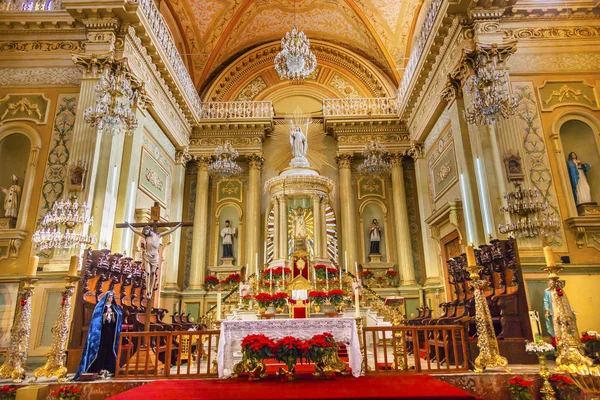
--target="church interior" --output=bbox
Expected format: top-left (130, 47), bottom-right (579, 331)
top-left (0, 0), bottom-right (600, 398)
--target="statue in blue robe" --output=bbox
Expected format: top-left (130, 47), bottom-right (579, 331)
top-left (74, 291), bottom-right (122, 380)
top-left (567, 152), bottom-right (592, 205)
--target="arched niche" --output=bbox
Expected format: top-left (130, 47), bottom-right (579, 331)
top-left (358, 199), bottom-right (388, 263)
top-left (212, 202), bottom-right (244, 266)
top-left (0, 123), bottom-right (41, 231)
top-left (551, 111), bottom-right (600, 217)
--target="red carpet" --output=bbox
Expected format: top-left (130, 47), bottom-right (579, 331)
top-left (108, 375), bottom-right (476, 400)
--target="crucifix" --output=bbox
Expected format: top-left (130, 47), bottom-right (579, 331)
top-left (116, 201), bottom-right (192, 332)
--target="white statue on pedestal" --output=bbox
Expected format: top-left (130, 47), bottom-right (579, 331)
top-left (290, 125), bottom-right (309, 167)
top-left (1, 175), bottom-right (21, 219)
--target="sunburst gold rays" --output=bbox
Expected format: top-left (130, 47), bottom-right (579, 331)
top-left (264, 119), bottom-right (333, 173)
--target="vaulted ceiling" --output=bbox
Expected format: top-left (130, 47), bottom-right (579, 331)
top-left (158, 0), bottom-right (425, 99)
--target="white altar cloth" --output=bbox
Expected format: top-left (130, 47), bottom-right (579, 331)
top-left (217, 318), bottom-right (362, 378)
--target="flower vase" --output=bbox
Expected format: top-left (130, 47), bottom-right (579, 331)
top-left (313, 304), bottom-right (321, 313)
top-left (275, 307), bottom-right (284, 314)
top-left (277, 365), bottom-right (295, 382)
top-left (259, 307), bottom-right (267, 314)
top-left (538, 355), bottom-right (557, 400)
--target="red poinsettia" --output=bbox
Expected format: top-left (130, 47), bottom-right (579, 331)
top-left (550, 374), bottom-right (581, 399)
top-left (308, 291), bottom-right (328, 305)
top-left (361, 270), bottom-right (374, 279)
top-left (272, 292), bottom-right (289, 309)
top-left (508, 376), bottom-right (534, 400)
top-left (0, 385), bottom-right (16, 399)
top-left (223, 273), bottom-right (241, 286)
top-left (254, 292), bottom-right (272, 308)
top-left (385, 270), bottom-right (398, 277)
top-left (241, 334), bottom-right (275, 361)
top-left (50, 385), bottom-right (80, 400)
top-left (204, 275), bottom-right (220, 290)
top-left (273, 336), bottom-right (304, 372)
top-left (327, 289), bottom-right (344, 306)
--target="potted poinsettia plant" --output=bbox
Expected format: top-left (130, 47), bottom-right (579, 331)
top-left (550, 375), bottom-right (581, 400)
top-left (238, 334), bottom-right (274, 381)
top-left (241, 294), bottom-right (252, 308)
top-left (204, 275), bottom-right (220, 291)
top-left (273, 336), bottom-right (303, 381)
top-left (386, 269), bottom-right (398, 285)
top-left (309, 291), bottom-right (328, 313)
top-left (314, 264), bottom-right (327, 281)
top-left (305, 332), bottom-right (339, 378)
top-left (223, 273), bottom-right (240, 289)
top-left (254, 293), bottom-right (272, 313)
top-left (361, 270), bottom-right (374, 285)
top-left (0, 386), bottom-right (16, 400)
top-left (581, 331), bottom-right (600, 362)
top-left (508, 377), bottom-right (534, 400)
top-left (272, 292), bottom-right (288, 313)
top-left (327, 289), bottom-right (344, 310)
top-left (50, 386), bottom-right (80, 400)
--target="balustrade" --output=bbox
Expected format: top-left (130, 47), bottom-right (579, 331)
top-left (322, 98), bottom-right (398, 116)
top-left (200, 101), bottom-right (274, 119)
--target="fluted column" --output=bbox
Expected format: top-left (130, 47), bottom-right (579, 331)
top-left (312, 195), bottom-right (322, 258)
top-left (271, 196), bottom-right (280, 260)
top-left (336, 153), bottom-right (357, 273)
top-left (245, 155), bottom-right (264, 273)
top-left (390, 154), bottom-right (416, 285)
top-left (279, 195), bottom-right (288, 261)
top-left (189, 156), bottom-right (211, 289)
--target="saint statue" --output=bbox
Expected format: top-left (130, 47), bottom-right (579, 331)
top-left (220, 220), bottom-right (236, 259)
top-left (567, 152), bottom-right (593, 205)
top-left (289, 125), bottom-right (309, 167)
top-left (543, 279), bottom-right (577, 338)
top-left (292, 206), bottom-right (308, 239)
top-left (369, 219), bottom-right (381, 255)
top-left (125, 222), bottom-right (183, 298)
top-left (1, 175), bottom-right (21, 219)
top-left (74, 291), bottom-right (122, 379)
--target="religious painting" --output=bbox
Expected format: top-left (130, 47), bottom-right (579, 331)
top-left (430, 143), bottom-right (458, 201)
top-left (358, 176), bottom-right (385, 199)
top-left (139, 148), bottom-right (170, 207)
top-left (537, 80), bottom-right (599, 111)
top-left (503, 153), bottom-right (524, 182)
top-left (68, 161), bottom-right (87, 192)
top-left (216, 179), bottom-right (243, 203)
top-left (0, 94), bottom-right (50, 125)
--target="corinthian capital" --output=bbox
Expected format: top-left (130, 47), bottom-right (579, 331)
top-left (335, 153), bottom-right (353, 169)
top-left (195, 155), bottom-right (212, 170)
top-left (248, 154), bottom-right (265, 170)
top-left (175, 147), bottom-right (192, 166)
top-left (407, 141), bottom-right (424, 159)
top-left (389, 153), bottom-right (405, 167)
top-left (71, 52), bottom-right (114, 77)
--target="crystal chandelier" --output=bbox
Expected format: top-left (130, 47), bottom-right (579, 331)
top-left (498, 183), bottom-right (561, 239)
top-left (464, 55), bottom-right (519, 126)
top-left (84, 60), bottom-right (140, 136)
top-left (358, 141), bottom-right (392, 176)
top-left (208, 141), bottom-right (243, 178)
top-left (32, 195), bottom-right (96, 250)
top-left (274, 1), bottom-right (316, 80)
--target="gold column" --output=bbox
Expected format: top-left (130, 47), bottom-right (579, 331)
top-left (271, 196), bottom-right (280, 260)
top-left (189, 156), bottom-right (211, 289)
top-left (312, 194), bottom-right (322, 258)
top-left (279, 195), bottom-right (288, 261)
top-left (390, 154), bottom-right (416, 285)
top-left (246, 155), bottom-right (264, 273)
top-left (336, 153), bottom-right (358, 273)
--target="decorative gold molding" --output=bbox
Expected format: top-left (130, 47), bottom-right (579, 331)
top-left (503, 26), bottom-right (600, 40)
top-left (247, 154), bottom-right (265, 170)
top-left (0, 41), bottom-right (85, 52)
top-left (335, 153), bottom-right (354, 169)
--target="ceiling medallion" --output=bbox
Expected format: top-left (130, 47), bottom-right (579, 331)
top-left (274, 1), bottom-right (316, 80)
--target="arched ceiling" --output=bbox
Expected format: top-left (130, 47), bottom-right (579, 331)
top-left (159, 0), bottom-right (424, 95)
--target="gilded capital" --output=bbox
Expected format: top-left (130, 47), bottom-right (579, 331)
top-left (175, 147), bottom-right (192, 166)
top-left (248, 154), bottom-right (265, 170)
top-left (389, 153), bottom-right (405, 167)
top-left (195, 155), bottom-right (212, 171)
top-left (335, 153), bottom-right (353, 169)
top-left (71, 52), bottom-right (113, 77)
top-left (407, 141), bottom-right (424, 159)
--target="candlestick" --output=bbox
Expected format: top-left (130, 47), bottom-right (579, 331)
top-left (354, 288), bottom-right (360, 318)
top-left (339, 266), bottom-right (342, 290)
top-left (354, 261), bottom-right (358, 276)
top-left (345, 251), bottom-right (348, 273)
top-left (216, 292), bottom-right (222, 321)
top-left (263, 242), bottom-right (267, 264)
top-left (466, 245), bottom-right (477, 267)
top-left (25, 256), bottom-right (39, 277)
top-left (282, 267), bottom-right (285, 285)
top-left (543, 246), bottom-right (556, 267)
top-left (68, 256), bottom-right (79, 277)
top-left (325, 266), bottom-right (329, 291)
top-left (313, 266), bottom-right (316, 283)
top-left (256, 253), bottom-right (259, 270)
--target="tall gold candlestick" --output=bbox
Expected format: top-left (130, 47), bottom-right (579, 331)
top-left (0, 277), bottom-right (39, 382)
top-left (34, 276), bottom-right (80, 382)
top-left (464, 256), bottom-right (509, 373)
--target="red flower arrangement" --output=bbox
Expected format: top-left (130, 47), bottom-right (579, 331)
top-left (0, 386), bottom-right (16, 400)
top-left (362, 270), bottom-right (374, 280)
top-left (272, 292), bottom-right (289, 309)
top-left (254, 293), bottom-right (272, 309)
top-left (386, 270), bottom-right (397, 277)
top-left (223, 273), bottom-right (241, 286)
top-left (204, 275), bottom-right (220, 290)
top-left (550, 375), bottom-right (580, 400)
top-left (581, 332), bottom-right (600, 361)
top-left (50, 385), bottom-right (80, 400)
top-left (273, 336), bottom-right (304, 378)
top-left (241, 294), bottom-right (253, 304)
top-left (241, 334), bottom-right (275, 362)
top-left (327, 289), bottom-right (344, 306)
top-left (309, 291), bottom-right (328, 305)
top-left (508, 376), bottom-right (534, 400)
top-left (314, 264), bottom-right (327, 280)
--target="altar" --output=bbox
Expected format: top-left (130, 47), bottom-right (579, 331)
top-left (217, 318), bottom-right (362, 378)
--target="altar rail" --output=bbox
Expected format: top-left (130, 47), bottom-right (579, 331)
top-left (362, 325), bottom-right (469, 374)
top-left (322, 98), bottom-right (398, 116)
top-left (115, 330), bottom-right (220, 380)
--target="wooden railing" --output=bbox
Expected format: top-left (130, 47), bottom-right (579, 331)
top-left (114, 330), bottom-right (220, 380)
top-left (362, 325), bottom-right (469, 374)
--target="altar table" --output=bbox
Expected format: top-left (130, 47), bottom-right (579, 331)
top-left (217, 318), bottom-right (362, 378)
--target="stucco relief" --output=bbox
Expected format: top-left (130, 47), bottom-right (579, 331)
top-left (508, 52), bottom-right (600, 74)
top-left (329, 74), bottom-right (361, 98)
top-left (0, 68), bottom-right (81, 86)
top-left (236, 76), bottom-right (268, 101)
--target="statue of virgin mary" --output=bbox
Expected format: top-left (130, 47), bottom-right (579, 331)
top-left (289, 125), bottom-right (310, 167)
top-left (567, 152), bottom-right (592, 205)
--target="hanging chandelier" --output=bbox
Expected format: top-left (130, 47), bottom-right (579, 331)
top-left (498, 183), bottom-right (561, 239)
top-left (274, 1), bottom-right (316, 80)
top-left (463, 55), bottom-right (519, 126)
top-left (358, 141), bottom-right (391, 176)
top-left (32, 195), bottom-right (96, 250)
top-left (84, 60), bottom-right (141, 136)
top-left (208, 141), bottom-right (243, 178)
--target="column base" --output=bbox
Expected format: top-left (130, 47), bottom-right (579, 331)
top-left (400, 279), bottom-right (419, 287)
top-left (187, 284), bottom-right (206, 291)
top-left (423, 277), bottom-right (442, 286)
top-left (162, 282), bottom-right (180, 291)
